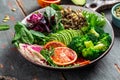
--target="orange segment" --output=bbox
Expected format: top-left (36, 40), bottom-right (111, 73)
top-left (44, 41), bottom-right (66, 50)
top-left (51, 47), bottom-right (77, 66)
top-left (74, 58), bottom-right (90, 66)
top-left (37, 0), bottom-right (61, 7)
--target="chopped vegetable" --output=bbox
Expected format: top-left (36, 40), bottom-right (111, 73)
top-left (30, 30), bottom-right (49, 45)
top-left (27, 6), bottom-right (64, 33)
top-left (82, 47), bottom-right (100, 60)
top-left (19, 43), bottom-right (46, 64)
top-left (27, 12), bottom-right (50, 33)
top-left (0, 24), bottom-right (10, 31)
top-left (74, 58), bottom-right (90, 66)
top-left (68, 35), bottom-right (89, 56)
top-left (40, 48), bottom-right (57, 66)
top-left (44, 6), bottom-right (64, 33)
top-left (12, 22), bottom-right (34, 47)
top-left (50, 4), bottom-right (63, 11)
top-left (82, 33), bottom-right (111, 60)
top-left (49, 29), bottom-right (82, 45)
top-left (82, 11), bottom-right (106, 27)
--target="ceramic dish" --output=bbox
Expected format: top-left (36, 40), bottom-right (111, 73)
top-left (17, 5), bottom-right (114, 70)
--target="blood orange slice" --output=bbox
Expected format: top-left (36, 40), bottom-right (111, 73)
top-left (44, 41), bottom-right (66, 50)
top-left (51, 47), bottom-right (77, 66)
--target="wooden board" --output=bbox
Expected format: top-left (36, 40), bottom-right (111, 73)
top-left (0, 0), bottom-right (120, 80)
top-left (0, 0), bottom-right (63, 80)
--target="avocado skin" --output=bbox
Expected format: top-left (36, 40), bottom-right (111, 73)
top-left (71, 0), bottom-right (86, 6)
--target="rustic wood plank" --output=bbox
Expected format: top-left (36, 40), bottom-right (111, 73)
top-left (1, 0), bottom-right (120, 80)
top-left (0, 0), bottom-right (63, 80)
top-left (18, 0), bottom-right (40, 15)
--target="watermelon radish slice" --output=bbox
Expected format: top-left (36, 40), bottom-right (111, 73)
top-left (27, 44), bottom-right (45, 60)
top-left (18, 43), bottom-right (46, 64)
top-left (19, 43), bottom-right (37, 61)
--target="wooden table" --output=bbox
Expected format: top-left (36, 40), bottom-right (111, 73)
top-left (0, 0), bottom-right (120, 80)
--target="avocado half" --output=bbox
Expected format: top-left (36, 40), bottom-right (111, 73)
top-left (71, 0), bottom-right (86, 6)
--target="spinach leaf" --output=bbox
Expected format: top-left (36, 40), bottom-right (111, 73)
top-left (30, 30), bottom-right (50, 45)
top-left (44, 6), bottom-right (64, 33)
top-left (30, 30), bottom-right (46, 38)
top-left (12, 22), bottom-right (34, 47)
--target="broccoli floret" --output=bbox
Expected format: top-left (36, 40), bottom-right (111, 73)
top-left (86, 33), bottom-right (99, 43)
top-left (100, 33), bottom-right (111, 44)
top-left (95, 26), bottom-right (104, 35)
top-left (82, 33), bottom-right (112, 60)
top-left (80, 26), bottom-right (90, 34)
top-left (84, 40), bottom-right (94, 48)
top-left (68, 35), bottom-right (89, 57)
top-left (94, 43), bottom-right (107, 52)
top-left (82, 47), bottom-right (100, 60)
top-left (97, 33), bottom-right (112, 51)
top-left (89, 27), bottom-right (100, 37)
top-left (82, 40), bottom-right (100, 60)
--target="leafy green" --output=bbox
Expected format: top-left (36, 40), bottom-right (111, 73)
top-left (40, 48), bottom-right (57, 66)
top-left (0, 24), bottom-right (10, 31)
top-left (44, 6), bottom-right (64, 33)
top-left (82, 35), bottom-right (111, 60)
top-left (45, 6), bottom-right (56, 21)
top-left (30, 30), bottom-right (46, 38)
top-left (50, 4), bottom-right (63, 11)
top-left (82, 47), bottom-right (100, 60)
top-left (82, 11), bottom-right (106, 28)
top-left (12, 22), bottom-right (34, 47)
top-left (30, 30), bottom-right (50, 45)
top-left (68, 35), bottom-right (89, 56)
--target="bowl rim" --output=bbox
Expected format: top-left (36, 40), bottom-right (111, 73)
top-left (20, 5), bottom-right (114, 70)
top-left (111, 3), bottom-right (120, 20)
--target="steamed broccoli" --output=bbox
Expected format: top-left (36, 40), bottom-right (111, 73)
top-left (68, 35), bottom-right (89, 57)
top-left (80, 25), bottom-right (105, 44)
top-left (68, 32), bottom-right (111, 60)
top-left (82, 47), bottom-right (100, 60)
top-left (68, 11), bottom-right (111, 60)
top-left (89, 27), bottom-right (99, 37)
top-left (82, 33), bottom-right (111, 60)
top-left (96, 33), bottom-right (112, 51)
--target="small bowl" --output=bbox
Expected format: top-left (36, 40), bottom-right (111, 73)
top-left (111, 3), bottom-right (120, 28)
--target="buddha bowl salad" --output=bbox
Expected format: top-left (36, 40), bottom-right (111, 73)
top-left (12, 4), bottom-right (112, 67)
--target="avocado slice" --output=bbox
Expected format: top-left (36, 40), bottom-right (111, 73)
top-left (59, 31), bottom-right (68, 45)
top-left (71, 0), bottom-right (86, 6)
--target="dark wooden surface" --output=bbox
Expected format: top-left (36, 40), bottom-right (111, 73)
top-left (0, 0), bottom-right (120, 80)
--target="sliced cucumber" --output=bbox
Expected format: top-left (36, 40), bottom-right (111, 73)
top-left (71, 0), bottom-right (86, 6)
